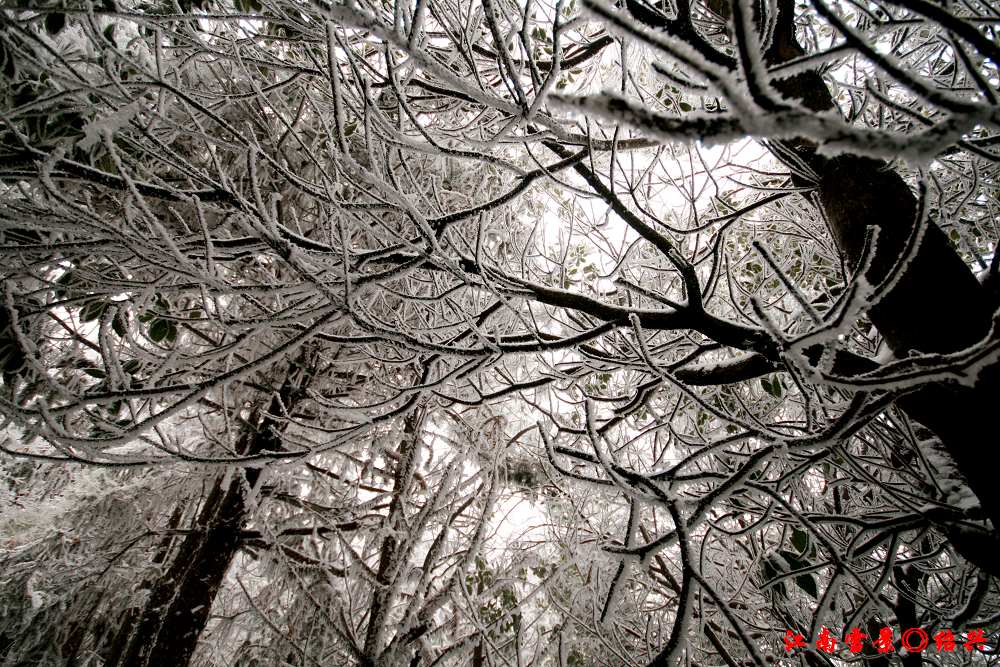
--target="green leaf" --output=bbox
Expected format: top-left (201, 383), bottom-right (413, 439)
top-left (761, 556), bottom-right (787, 599)
top-left (148, 318), bottom-right (176, 343)
top-left (54, 271), bottom-right (78, 299)
top-left (779, 549), bottom-right (818, 598)
top-left (760, 376), bottom-right (783, 398)
top-left (28, 115), bottom-right (47, 142)
top-left (791, 528), bottom-right (809, 555)
top-left (50, 111), bottom-right (86, 139)
top-left (794, 573), bottom-right (817, 597)
top-left (112, 312), bottom-right (127, 336)
top-left (80, 300), bottom-right (108, 322)
top-left (0, 38), bottom-right (15, 79)
top-left (45, 12), bottom-right (66, 36)
top-left (0, 342), bottom-right (26, 375)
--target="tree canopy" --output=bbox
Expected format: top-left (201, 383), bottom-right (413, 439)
top-left (1, 0), bottom-right (998, 664)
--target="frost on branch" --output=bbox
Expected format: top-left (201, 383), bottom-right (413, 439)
top-left (0, 0), bottom-right (998, 664)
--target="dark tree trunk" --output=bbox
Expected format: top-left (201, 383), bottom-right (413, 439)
top-left (620, 0), bottom-right (1000, 532)
top-left (107, 356), bottom-right (316, 667)
top-left (362, 411), bottom-right (422, 667)
top-left (814, 151), bottom-right (1000, 531)
top-left (110, 475), bottom-right (249, 667)
top-left (764, 0), bottom-right (1000, 531)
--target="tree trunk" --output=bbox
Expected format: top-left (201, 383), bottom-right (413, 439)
top-left (110, 475), bottom-right (249, 667)
top-left (765, 0), bottom-right (1000, 530)
top-left (108, 356), bottom-right (315, 667)
top-left (362, 411), bottom-right (423, 666)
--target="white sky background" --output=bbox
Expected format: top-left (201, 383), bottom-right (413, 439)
top-left (533, 139), bottom-right (774, 283)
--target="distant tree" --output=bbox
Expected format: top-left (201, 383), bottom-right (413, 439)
top-left (1, 0), bottom-right (998, 664)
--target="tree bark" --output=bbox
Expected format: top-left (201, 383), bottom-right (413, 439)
top-left (109, 472), bottom-right (251, 667)
top-left (621, 0), bottom-right (1000, 529)
top-left (108, 357), bottom-right (315, 667)
top-left (362, 410), bottom-right (423, 666)
top-left (762, 0), bottom-right (1000, 531)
